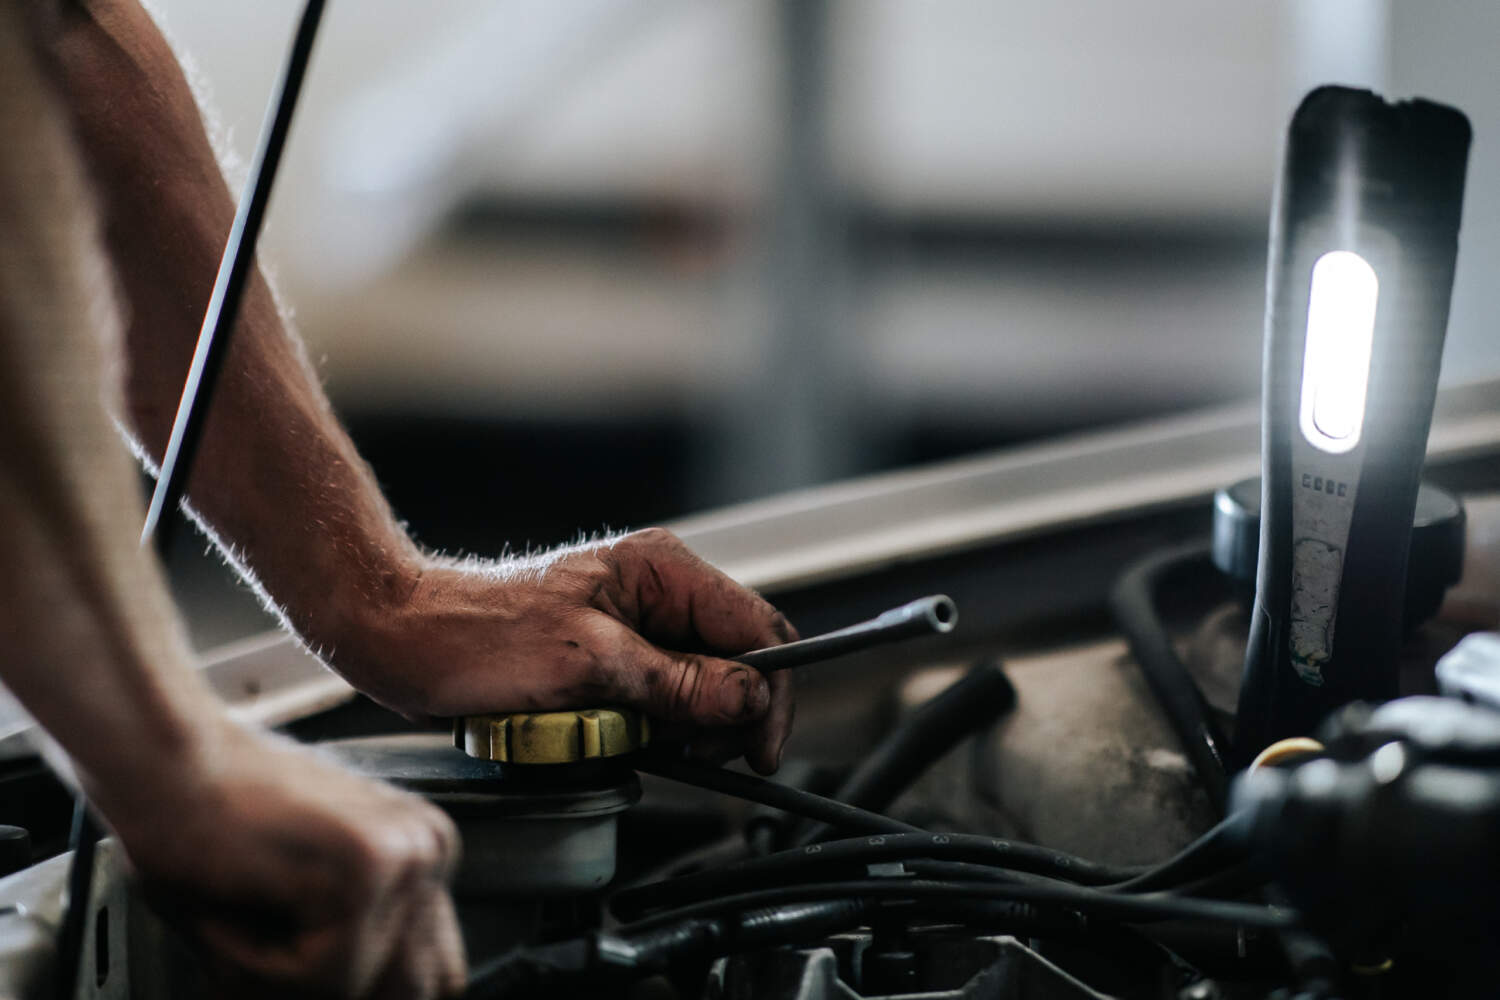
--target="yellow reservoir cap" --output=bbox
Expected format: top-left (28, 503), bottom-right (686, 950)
top-left (457, 708), bottom-right (650, 764)
top-left (1248, 736), bottom-right (1325, 773)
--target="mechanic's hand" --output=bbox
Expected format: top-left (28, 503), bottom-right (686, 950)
top-left (96, 722), bottom-right (466, 999)
top-left (336, 527), bottom-right (797, 774)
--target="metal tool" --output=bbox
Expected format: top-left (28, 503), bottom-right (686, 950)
top-left (733, 595), bottom-right (957, 674)
top-left (1233, 87), bottom-right (1471, 763)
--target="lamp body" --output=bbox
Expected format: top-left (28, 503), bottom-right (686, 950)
top-left (1234, 87), bottom-right (1470, 763)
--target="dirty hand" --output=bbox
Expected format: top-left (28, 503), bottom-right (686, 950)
top-left (95, 722), bottom-right (466, 999)
top-left (332, 527), bottom-right (797, 774)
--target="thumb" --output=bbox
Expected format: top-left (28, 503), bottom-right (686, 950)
top-left (619, 633), bottom-right (771, 727)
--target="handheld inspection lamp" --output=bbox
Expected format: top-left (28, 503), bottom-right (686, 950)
top-left (1232, 87), bottom-right (1471, 764)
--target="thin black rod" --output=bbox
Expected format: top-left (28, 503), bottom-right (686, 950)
top-left (52, 803), bottom-right (98, 1000)
top-left (1108, 542), bottom-right (1230, 811)
top-left (140, 0), bottom-right (328, 553)
top-left (1104, 817), bottom-right (1242, 893)
top-left (610, 829), bottom-right (1145, 921)
top-left (794, 656), bottom-right (1013, 845)
top-left (635, 754), bottom-right (922, 836)
top-left (733, 594), bottom-right (957, 674)
top-left (622, 879), bottom-right (1299, 934)
top-left (613, 803), bottom-right (1246, 922)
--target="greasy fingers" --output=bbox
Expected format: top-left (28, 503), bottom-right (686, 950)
top-left (596, 530), bottom-right (797, 772)
top-left (609, 528), bottom-right (796, 655)
top-left (615, 631), bottom-right (772, 727)
top-left (322, 527), bottom-right (801, 774)
top-left (748, 667), bottom-right (795, 775)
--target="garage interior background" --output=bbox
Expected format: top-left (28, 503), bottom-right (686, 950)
top-left (141, 0), bottom-right (1500, 647)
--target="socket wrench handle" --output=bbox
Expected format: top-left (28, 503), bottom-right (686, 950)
top-left (735, 595), bottom-right (957, 674)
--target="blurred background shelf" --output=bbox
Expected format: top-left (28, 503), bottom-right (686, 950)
top-left (140, 0), bottom-right (1500, 646)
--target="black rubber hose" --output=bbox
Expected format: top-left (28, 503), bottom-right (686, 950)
top-left (1104, 815), bottom-right (1244, 894)
top-left (623, 878), bottom-right (1298, 933)
top-left (477, 881), bottom-right (1291, 995)
top-left (483, 858), bottom-right (1280, 998)
top-left (731, 898), bottom-right (872, 948)
top-left (634, 754), bottom-right (922, 837)
top-left (900, 858), bottom-right (1101, 892)
top-left (612, 831), bottom-right (1148, 921)
top-left (1167, 861), bottom-right (1267, 901)
top-left (617, 810), bottom-right (1251, 922)
top-left (795, 657), bottom-right (1016, 846)
top-left (466, 900), bottom-right (870, 998)
top-left (742, 758), bottom-right (844, 855)
top-left (901, 858), bottom-right (1030, 884)
top-left (1109, 541), bottom-right (1230, 812)
top-left (52, 804), bottom-right (98, 1000)
top-left (612, 899), bottom-right (868, 969)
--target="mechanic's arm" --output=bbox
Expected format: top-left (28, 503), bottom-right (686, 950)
top-left (0, 15), bottom-right (463, 995)
top-left (44, 0), bottom-right (794, 771)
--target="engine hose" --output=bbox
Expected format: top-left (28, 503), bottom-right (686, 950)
top-left (1108, 541), bottom-right (1230, 812)
top-left (612, 831), bottom-right (1150, 921)
top-left (795, 657), bottom-right (1016, 846)
top-left (622, 878), bottom-right (1298, 933)
top-left (465, 900), bottom-right (870, 999)
top-left (743, 758), bottom-right (845, 855)
top-left (1104, 815), bottom-right (1244, 893)
top-left (1167, 861), bottom-right (1268, 901)
top-left (634, 754), bottom-right (922, 837)
top-left (726, 898), bottom-right (873, 950)
top-left (473, 873), bottom-right (1301, 1000)
top-left (901, 858), bottom-right (1032, 885)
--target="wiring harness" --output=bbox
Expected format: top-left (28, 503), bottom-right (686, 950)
top-left (465, 660), bottom-right (1298, 998)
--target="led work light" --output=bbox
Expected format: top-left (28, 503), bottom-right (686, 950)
top-left (1232, 87), bottom-right (1471, 762)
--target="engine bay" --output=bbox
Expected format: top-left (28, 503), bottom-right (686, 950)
top-left (2, 18), bottom-right (1499, 991)
top-left (1, 398), bottom-right (1493, 999)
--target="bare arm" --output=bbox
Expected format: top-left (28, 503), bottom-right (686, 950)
top-left (0, 0), bottom-right (216, 820)
top-left (0, 11), bottom-right (462, 994)
top-left (46, 0), bottom-right (420, 648)
top-left (44, 0), bottom-right (795, 770)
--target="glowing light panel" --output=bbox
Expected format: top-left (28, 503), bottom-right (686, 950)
top-left (1299, 250), bottom-right (1379, 454)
